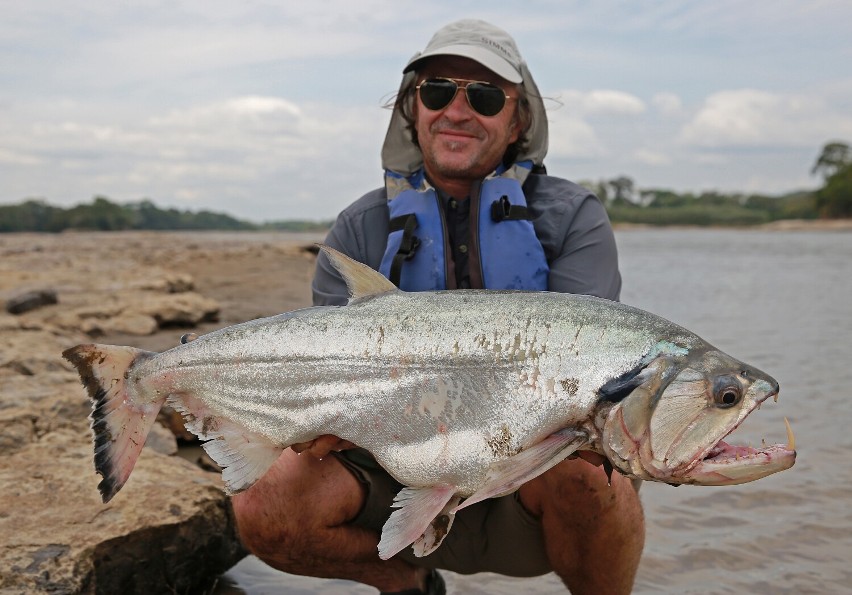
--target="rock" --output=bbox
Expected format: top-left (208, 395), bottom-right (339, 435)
top-left (145, 421), bottom-right (179, 456)
top-left (137, 293), bottom-right (220, 328)
top-left (0, 441), bottom-right (245, 594)
top-left (158, 406), bottom-right (197, 443)
top-left (105, 313), bottom-right (159, 336)
top-left (0, 375), bottom-right (91, 456)
top-left (164, 275), bottom-right (195, 293)
top-left (0, 325), bottom-right (84, 379)
top-left (5, 289), bottom-right (58, 315)
top-left (137, 274), bottom-right (195, 294)
top-left (39, 293), bottom-right (219, 337)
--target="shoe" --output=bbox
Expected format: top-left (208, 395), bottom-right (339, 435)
top-left (379, 569), bottom-right (446, 595)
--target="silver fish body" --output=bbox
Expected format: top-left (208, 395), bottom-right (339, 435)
top-left (137, 290), bottom-right (694, 494)
top-left (64, 246), bottom-right (796, 559)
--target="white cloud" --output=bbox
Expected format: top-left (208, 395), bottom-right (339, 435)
top-left (544, 89), bottom-right (646, 159)
top-left (556, 90), bottom-right (646, 116)
top-left (546, 112), bottom-right (606, 159)
top-left (0, 95), bottom-right (389, 219)
top-left (678, 88), bottom-right (852, 148)
top-left (0, 147), bottom-right (42, 166)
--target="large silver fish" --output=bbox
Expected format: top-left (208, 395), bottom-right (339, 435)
top-left (63, 246), bottom-right (796, 559)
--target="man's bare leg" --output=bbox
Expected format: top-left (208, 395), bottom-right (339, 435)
top-left (519, 458), bottom-right (645, 594)
top-left (232, 450), bottom-right (429, 592)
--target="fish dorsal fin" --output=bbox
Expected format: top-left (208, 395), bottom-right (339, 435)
top-left (319, 244), bottom-right (397, 300)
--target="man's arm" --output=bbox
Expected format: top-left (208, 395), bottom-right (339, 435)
top-left (547, 194), bottom-right (622, 301)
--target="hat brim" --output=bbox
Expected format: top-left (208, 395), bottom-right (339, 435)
top-left (404, 45), bottom-right (523, 84)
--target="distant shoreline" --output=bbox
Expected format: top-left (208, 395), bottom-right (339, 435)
top-left (613, 218), bottom-right (852, 232)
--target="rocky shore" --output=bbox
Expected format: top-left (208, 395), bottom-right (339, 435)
top-left (0, 231), bottom-right (320, 594)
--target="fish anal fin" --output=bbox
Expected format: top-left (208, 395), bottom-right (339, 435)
top-left (378, 485), bottom-right (457, 560)
top-left (318, 244), bottom-right (397, 300)
top-left (452, 429), bottom-right (589, 513)
top-left (411, 495), bottom-right (462, 558)
top-left (166, 394), bottom-right (284, 494)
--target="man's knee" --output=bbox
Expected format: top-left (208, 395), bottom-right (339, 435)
top-left (518, 459), bottom-right (644, 593)
top-left (231, 468), bottom-right (300, 560)
top-left (520, 458), bottom-right (643, 524)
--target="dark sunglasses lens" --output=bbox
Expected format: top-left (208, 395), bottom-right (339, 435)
top-left (419, 79), bottom-right (458, 111)
top-left (467, 83), bottom-right (506, 116)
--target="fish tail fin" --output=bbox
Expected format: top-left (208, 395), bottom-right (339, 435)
top-left (63, 344), bottom-right (162, 503)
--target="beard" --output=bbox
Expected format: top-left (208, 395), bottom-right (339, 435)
top-left (421, 125), bottom-right (499, 183)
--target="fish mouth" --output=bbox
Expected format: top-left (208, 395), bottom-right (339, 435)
top-left (682, 415), bottom-right (797, 486)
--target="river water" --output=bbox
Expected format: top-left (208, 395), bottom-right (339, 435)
top-left (215, 227), bottom-right (852, 594)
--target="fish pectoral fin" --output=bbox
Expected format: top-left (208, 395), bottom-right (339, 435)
top-left (452, 428), bottom-right (589, 513)
top-left (378, 485), bottom-right (458, 560)
top-left (167, 394), bottom-right (284, 495)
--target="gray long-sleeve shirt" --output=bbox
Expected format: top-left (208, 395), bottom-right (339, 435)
top-left (312, 173), bottom-right (621, 305)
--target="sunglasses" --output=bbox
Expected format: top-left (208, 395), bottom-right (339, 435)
top-left (416, 77), bottom-right (514, 117)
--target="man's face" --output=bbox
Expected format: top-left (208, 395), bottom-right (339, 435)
top-left (414, 56), bottom-right (521, 197)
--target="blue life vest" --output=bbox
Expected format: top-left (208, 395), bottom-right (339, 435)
top-left (379, 164), bottom-right (549, 291)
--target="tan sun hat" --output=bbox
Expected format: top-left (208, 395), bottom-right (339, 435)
top-left (403, 19), bottom-right (524, 83)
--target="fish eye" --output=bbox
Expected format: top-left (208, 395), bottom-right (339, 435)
top-left (713, 379), bottom-right (742, 408)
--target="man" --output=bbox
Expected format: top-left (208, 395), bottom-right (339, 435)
top-left (232, 19), bottom-right (644, 594)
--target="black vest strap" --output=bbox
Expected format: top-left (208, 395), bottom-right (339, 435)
top-left (491, 195), bottom-right (531, 222)
top-left (388, 214), bottom-right (420, 286)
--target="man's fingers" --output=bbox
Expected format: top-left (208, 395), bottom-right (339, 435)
top-left (290, 435), bottom-right (355, 458)
top-left (290, 440), bottom-right (314, 454)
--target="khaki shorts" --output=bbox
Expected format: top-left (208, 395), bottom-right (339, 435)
top-left (334, 448), bottom-right (552, 577)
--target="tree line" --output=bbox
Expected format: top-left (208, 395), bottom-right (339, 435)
top-left (1, 142), bottom-right (849, 232)
top-left (0, 197), bottom-right (332, 233)
top-left (590, 141), bottom-right (851, 226)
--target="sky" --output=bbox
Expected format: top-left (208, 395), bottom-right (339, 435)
top-left (1, 1), bottom-right (851, 222)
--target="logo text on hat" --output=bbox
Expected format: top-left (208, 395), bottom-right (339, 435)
top-left (479, 37), bottom-right (513, 60)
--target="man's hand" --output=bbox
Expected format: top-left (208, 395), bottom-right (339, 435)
top-left (291, 435), bottom-right (356, 458)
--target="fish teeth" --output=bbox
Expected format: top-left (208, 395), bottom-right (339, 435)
top-left (784, 417), bottom-right (796, 450)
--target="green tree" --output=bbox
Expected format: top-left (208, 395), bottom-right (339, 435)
top-left (812, 141), bottom-right (852, 179)
top-left (609, 176), bottom-right (636, 206)
top-left (65, 196), bottom-right (136, 230)
top-left (815, 163), bottom-right (852, 217)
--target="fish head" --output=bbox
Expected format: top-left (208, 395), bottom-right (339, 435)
top-left (600, 349), bottom-right (796, 486)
